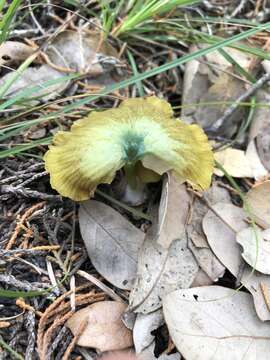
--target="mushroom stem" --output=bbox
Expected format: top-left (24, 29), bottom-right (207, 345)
top-left (122, 164), bottom-right (147, 205)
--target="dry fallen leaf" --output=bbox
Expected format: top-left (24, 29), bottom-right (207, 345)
top-left (101, 352), bottom-right (137, 360)
top-left (205, 46), bottom-right (254, 70)
top-left (262, 60), bottom-right (270, 73)
top-left (0, 31), bottom-right (120, 103)
top-left (157, 174), bottom-right (190, 248)
top-left (202, 202), bottom-right (248, 274)
top-left (133, 310), bottom-right (164, 354)
top-left (249, 90), bottom-right (270, 140)
top-left (246, 181), bottom-right (270, 229)
top-left (256, 126), bottom-right (270, 171)
top-left (214, 148), bottom-right (255, 178)
top-left (181, 45), bottom-right (210, 119)
top-left (203, 203), bottom-right (270, 321)
top-left (237, 227), bottom-right (270, 274)
top-left (191, 268), bottom-right (213, 287)
top-left (187, 183), bottom-right (228, 281)
top-left (138, 342), bottom-right (181, 360)
top-left (248, 90), bottom-right (270, 172)
top-left (129, 221), bottom-right (198, 314)
top-left (66, 301), bottom-right (133, 351)
top-left (245, 141), bottom-right (268, 180)
top-left (163, 286), bottom-right (270, 360)
top-left (0, 65), bottom-right (68, 102)
top-left (0, 41), bottom-right (35, 66)
top-left (46, 30), bottom-right (118, 75)
top-left (181, 44), bottom-right (253, 131)
top-left (194, 72), bottom-right (246, 136)
top-left (79, 200), bottom-right (145, 290)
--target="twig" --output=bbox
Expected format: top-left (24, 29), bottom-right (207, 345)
top-left (37, 285), bottom-right (90, 352)
top-left (229, 0), bottom-right (249, 17)
top-left (37, 287), bottom-right (104, 359)
top-left (0, 274), bottom-right (50, 291)
top-left (27, 0), bottom-right (46, 35)
top-left (25, 311), bottom-right (36, 360)
top-left (201, 0), bottom-right (223, 13)
top-left (209, 72), bottom-right (270, 132)
top-left (1, 185), bottom-right (62, 201)
top-left (2, 245), bottom-right (60, 255)
top-left (260, 282), bottom-right (270, 313)
top-left (16, 298), bottom-right (43, 317)
top-left (62, 319), bottom-right (88, 360)
top-left (77, 270), bottom-right (124, 303)
top-left (42, 312), bottom-right (73, 360)
top-left (46, 326), bottom-right (70, 359)
top-left (5, 202), bottom-right (45, 250)
top-left (0, 171), bottom-right (44, 185)
top-left (19, 171), bottom-right (48, 187)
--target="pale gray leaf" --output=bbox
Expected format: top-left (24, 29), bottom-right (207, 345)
top-left (138, 342), bottom-right (181, 360)
top-left (157, 174), bottom-right (190, 249)
top-left (164, 286), bottom-right (270, 360)
top-left (246, 180), bottom-right (270, 229)
top-left (187, 183), bottom-right (228, 281)
top-left (46, 30), bottom-right (118, 75)
top-left (0, 65), bottom-right (67, 102)
top-left (237, 227), bottom-right (270, 274)
top-left (133, 310), bottom-right (164, 354)
top-left (203, 203), bottom-right (270, 321)
top-left (129, 232), bottom-right (198, 314)
top-left (79, 200), bottom-right (145, 290)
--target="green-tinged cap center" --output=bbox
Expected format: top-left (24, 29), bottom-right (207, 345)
top-left (122, 132), bottom-right (145, 165)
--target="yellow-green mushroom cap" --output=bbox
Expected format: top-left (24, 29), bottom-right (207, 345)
top-left (44, 96), bottom-right (214, 201)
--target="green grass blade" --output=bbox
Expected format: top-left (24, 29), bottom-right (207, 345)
top-left (127, 49), bottom-right (145, 96)
top-left (0, 288), bottom-right (46, 298)
top-left (0, 0), bottom-right (6, 13)
top-left (1, 21), bottom-right (270, 157)
top-left (0, 0), bottom-right (22, 43)
top-left (217, 48), bottom-right (256, 83)
top-left (0, 53), bottom-right (37, 99)
top-left (0, 73), bottom-right (80, 112)
top-left (0, 337), bottom-right (24, 360)
top-left (115, 0), bottom-right (200, 35)
top-left (0, 137), bottom-right (52, 158)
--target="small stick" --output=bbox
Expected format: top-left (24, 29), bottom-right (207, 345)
top-left (5, 202), bottom-right (45, 250)
top-left (0, 321), bottom-right (10, 328)
top-left (77, 270), bottom-right (124, 303)
top-left (229, 0), bottom-right (249, 17)
top-left (16, 298), bottom-right (43, 317)
top-left (1, 186), bottom-right (61, 201)
top-left (209, 72), bottom-right (270, 132)
top-left (62, 319), bottom-right (88, 360)
top-left (260, 282), bottom-right (270, 313)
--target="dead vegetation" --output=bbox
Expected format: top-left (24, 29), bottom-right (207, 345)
top-left (1, 1), bottom-right (270, 359)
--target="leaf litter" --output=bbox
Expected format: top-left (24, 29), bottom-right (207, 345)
top-left (237, 227), bottom-right (270, 274)
top-left (128, 176), bottom-right (198, 314)
top-left (133, 310), bottom-right (164, 354)
top-left (0, 41), bottom-right (35, 66)
top-left (79, 199), bottom-right (145, 290)
top-left (49, 45), bottom-right (270, 360)
top-left (163, 286), bottom-right (270, 360)
top-left (246, 180), bottom-right (270, 228)
top-left (186, 182), bottom-right (228, 282)
top-left (203, 202), bottom-right (270, 321)
top-left (0, 30), bottom-right (120, 103)
top-left (66, 301), bottom-right (133, 351)
top-left (2, 3), bottom-right (270, 360)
